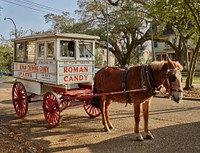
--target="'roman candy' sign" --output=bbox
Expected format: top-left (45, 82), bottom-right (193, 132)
top-left (62, 66), bottom-right (90, 83)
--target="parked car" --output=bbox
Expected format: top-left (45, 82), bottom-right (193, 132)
top-left (0, 69), bottom-right (3, 77)
top-left (4, 70), bottom-right (12, 76)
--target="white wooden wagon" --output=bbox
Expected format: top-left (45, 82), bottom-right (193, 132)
top-left (12, 33), bottom-right (101, 127)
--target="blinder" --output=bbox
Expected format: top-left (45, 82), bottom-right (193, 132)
top-left (167, 69), bottom-right (178, 83)
top-left (168, 73), bottom-right (176, 82)
top-left (167, 68), bottom-right (183, 92)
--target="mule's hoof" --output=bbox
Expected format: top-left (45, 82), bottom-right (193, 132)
top-left (103, 125), bottom-right (110, 132)
top-left (103, 128), bottom-right (110, 132)
top-left (145, 132), bottom-right (154, 140)
top-left (109, 126), bottom-right (114, 130)
top-left (109, 124), bottom-right (114, 130)
top-left (135, 134), bottom-right (144, 141)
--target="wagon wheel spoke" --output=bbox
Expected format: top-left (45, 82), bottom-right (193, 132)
top-left (83, 99), bottom-right (101, 118)
top-left (43, 91), bottom-right (61, 127)
top-left (12, 81), bottom-right (28, 118)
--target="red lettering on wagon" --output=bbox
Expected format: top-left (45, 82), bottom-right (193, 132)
top-left (17, 64), bottom-right (49, 73)
top-left (63, 66), bottom-right (88, 73)
top-left (63, 75), bottom-right (88, 82)
top-left (38, 66), bottom-right (49, 73)
top-left (19, 64), bottom-right (27, 70)
top-left (28, 65), bottom-right (37, 71)
top-left (18, 71), bottom-right (32, 78)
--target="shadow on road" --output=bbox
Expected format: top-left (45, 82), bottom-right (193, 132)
top-left (50, 122), bottom-right (200, 153)
top-left (0, 96), bottom-right (200, 153)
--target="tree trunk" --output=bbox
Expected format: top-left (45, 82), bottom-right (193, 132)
top-left (184, 38), bottom-right (200, 90)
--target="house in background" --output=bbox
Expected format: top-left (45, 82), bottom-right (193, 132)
top-left (95, 42), bottom-right (152, 67)
top-left (95, 45), bottom-right (116, 68)
top-left (153, 26), bottom-right (200, 71)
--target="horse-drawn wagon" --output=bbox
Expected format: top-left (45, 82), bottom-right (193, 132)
top-left (11, 33), bottom-right (184, 140)
top-left (12, 33), bottom-right (101, 127)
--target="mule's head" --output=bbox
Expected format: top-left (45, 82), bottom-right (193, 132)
top-left (164, 56), bottom-right (183, 103)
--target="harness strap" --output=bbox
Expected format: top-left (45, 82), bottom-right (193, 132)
top-left (141, 65), bottom-right (156, 95)
top-left (121, 68), bottom-right (131, 107)
top-left (121, 68), bottom-right (128, 90)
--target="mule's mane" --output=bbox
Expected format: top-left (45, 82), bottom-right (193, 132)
top-left (174, 61), bottom-right (183, 71)
top-left (150, 61), bottom-right (165, 70)
top-left (150, 60), bottom-right (183, 71)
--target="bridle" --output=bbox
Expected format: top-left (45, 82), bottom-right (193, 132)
top-left (157, 66), bottom-right (183, 95)
top-left (166, 68), bottom-right (183, 92)
top-left (143, 65), bottom-right (183, 95)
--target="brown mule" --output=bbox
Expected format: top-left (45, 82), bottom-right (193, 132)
top-left (94, 56), bottom-right (183, 141)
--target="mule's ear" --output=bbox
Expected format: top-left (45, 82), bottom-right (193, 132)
top-left (166, 54), bottom-right (171, 62)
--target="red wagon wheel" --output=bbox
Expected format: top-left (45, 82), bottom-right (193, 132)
top-left (12, 81), bottom-right (28, 118)
top-left (83, 99), bottom-right (101, 118)
top-left (43, 91), bottom-right (61, 127)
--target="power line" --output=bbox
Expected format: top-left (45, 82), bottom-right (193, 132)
top-left (2, 0), bottom-right (50, 14)
top-left (1, 0), bottom-right (65, 14)
top-left (13, 0), bottom-right (64, 13)
top-left (27, 0), bottom-right (64, 13)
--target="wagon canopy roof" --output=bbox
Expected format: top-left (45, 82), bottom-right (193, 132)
top-left (12, 33), bottom-right (100, 42)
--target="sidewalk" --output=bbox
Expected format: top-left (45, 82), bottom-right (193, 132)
top-left (0, 76), bottom-right (15, 83)
top-left (156, 87), bottom-right (200, 101)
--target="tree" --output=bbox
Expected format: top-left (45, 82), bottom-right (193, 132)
top-left (145, 0), bottom-right (200, 89)
top-left (0, 44), bottom-right (12, 72)
top-left (43, 1), bottom-right (154, 67)
top-left (183, 0), bottom-right (200, 89)
top-left (44, 12), bottom-right (77, 33)
top-left (76, 0), bottom-right (153, 67)
top-left (107, 0), bottom-right (200, 89)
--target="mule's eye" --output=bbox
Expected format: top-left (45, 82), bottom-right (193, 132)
top-left (169, 74), bottom-right (176, 82)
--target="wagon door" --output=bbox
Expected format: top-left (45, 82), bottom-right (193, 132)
top-left (35, 39), bottom-right (57, 84)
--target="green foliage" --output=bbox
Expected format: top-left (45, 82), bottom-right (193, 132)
top-left (95, 54), bottom-right (103, 68)
top-left (146, 0), bottom-right (200, 89)
top-left (75, 0), bottom-right (152, 67)
top-left (0, 45), bottom-right (12, 72)
top-left (44, 0), bottom-right (152, 67)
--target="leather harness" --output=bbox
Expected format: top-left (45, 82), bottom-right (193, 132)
top-left (141, 65), bottom-right (157, 95)
top-left (121, 67), bottom-right (131, 106)
top-left (122, 65), bottom-right (157, 106)
top-left (96, 65), bottom-right (158, 107)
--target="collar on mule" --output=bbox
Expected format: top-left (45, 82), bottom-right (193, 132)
top-left (141, 65), bottom-right (157, 95)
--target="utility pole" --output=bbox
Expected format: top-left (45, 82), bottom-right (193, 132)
top-left (0, 6), bottom-right (3, 21)
top-left (4, 17), bottom-right (18, 38)
top-left (106, 8), bottom-right (109, 66)
top-left (150, 23), bottom-right (156, 61)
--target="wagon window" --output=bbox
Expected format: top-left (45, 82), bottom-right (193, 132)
top-left (26, 41), bottom-right (35, 62)
top-left (38, 42), bottom-right (45, 59)
top-left (47, 41), bottom-right (54, 58)
top-left (79, 42), bottom-right (92, 58)
top-left (60, 41), bottom-right (74, 57)
top-left (14, 42), bottom-right (25, 62)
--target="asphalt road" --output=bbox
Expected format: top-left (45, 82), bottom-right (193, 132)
top-left (0, 79), bottom-right (200, 153)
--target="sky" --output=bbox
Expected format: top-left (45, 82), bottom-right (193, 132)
top-left (0, 0), bottom-right (79, 39)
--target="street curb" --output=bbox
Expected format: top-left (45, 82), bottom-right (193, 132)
top-left (0, 129), bottom-right (35, 153)
top-left (155, 95), bottom-right (200, 101)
